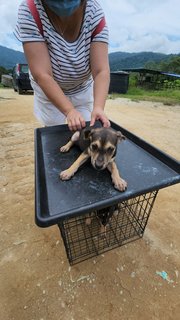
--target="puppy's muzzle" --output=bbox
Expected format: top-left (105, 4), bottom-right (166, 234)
top-left (94, 162), bottom-right (104, 170)
top-left (92, 154), bottom-right (108, 170)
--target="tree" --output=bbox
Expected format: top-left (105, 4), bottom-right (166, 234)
top-left (145, 56), bottom-right (180, 74)
top-left (167, 56), bottom-right (180, 73)
top-left (0, 66), bottom-right (12, 81)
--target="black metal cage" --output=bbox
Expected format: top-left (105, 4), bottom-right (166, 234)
top-left (58, 191), bottom-right (158, 265)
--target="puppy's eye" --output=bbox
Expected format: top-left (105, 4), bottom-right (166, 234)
top-left (91, 144), bottom-right (98, 152)
top-left (107, 147), bottom-right (115, 154)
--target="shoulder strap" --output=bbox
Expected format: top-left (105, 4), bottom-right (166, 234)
top-left (91, 17), bottom-right (106, 41)
top-left (27, 0), bottom-right (44, 36)
top-left (26, 0), bottom-right (105, 40)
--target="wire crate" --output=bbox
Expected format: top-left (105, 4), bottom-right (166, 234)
top-left (58, 190), bottom-right (158, 265)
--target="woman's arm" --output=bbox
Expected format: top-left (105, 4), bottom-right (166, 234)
top-left (90, 42), bottom-right (110, 127)
top-left (23, 42), bottom-right (85, 130)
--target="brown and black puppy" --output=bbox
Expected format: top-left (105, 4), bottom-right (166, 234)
top-left (85, 205), bottom-right (119, 237)
top-left (96, 204), bottom-right (119, 237)
top-left (59, 126), bottom-right (127, 192)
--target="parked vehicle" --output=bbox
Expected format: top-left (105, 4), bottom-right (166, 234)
top-left (12, 63), bottom-right (32, 94)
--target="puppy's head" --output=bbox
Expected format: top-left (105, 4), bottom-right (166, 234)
top-left (83, 127), bottom-right (125, 170)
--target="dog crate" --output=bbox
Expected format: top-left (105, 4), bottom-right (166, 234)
top-left (58, 191), bottom-right (158, 264)
top-left (35, 122), bottom-right (180, 265)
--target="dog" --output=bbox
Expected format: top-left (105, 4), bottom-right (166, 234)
top-left (85, 205), bottom-right (119, 237)
top-left (96, 204), bottom-right (119, 237)
top-left (59, 124), bottom-right (127, 192)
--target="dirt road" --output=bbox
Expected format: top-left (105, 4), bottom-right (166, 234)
top-left (0, 89), bottom-right (180, 320)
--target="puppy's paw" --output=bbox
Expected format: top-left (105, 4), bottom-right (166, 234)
top-left (113, 209), bottom-right (119, 217)
top-left (100, 225), bottom-right (107, 238)
top-left (85, 217), bottom-right (92, 225)
top-left (113, 177), bottom-right (127, 192)
top-left (60, 145), bottom-right (70, 153)
top-left (60, 169), bottom-right (74, 180)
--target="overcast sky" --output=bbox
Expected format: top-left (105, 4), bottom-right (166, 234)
top-left (0, 0), bottom-right (180, 54)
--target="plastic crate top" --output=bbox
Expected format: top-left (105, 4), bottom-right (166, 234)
top-left (35, 122), bottom-right (180, 227)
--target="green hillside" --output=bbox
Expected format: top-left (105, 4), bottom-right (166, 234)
top-left (0, 45), bottom-right (26, 69)
top-left (109, 51), bottom-right (179, 71)
top-left (0, 45), bottom-right (179, 73)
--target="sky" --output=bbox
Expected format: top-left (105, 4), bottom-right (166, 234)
top-left (0, 0), bottom-right (180, 54)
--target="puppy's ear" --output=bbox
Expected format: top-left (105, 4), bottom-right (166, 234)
top-left (117, 131), bottom-right (125, 142)
top-left (83, 128), bottom-right (94, 140)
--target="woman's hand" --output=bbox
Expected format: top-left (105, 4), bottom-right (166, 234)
top-left (66, 109), bottom-right (86, 131)
top-left (90, 108), bottom-right (110, 128)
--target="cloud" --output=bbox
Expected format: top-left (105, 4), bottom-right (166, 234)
top-left (0, 0), bottom-right (180, 54)
top-left (110, 34), bottom-right (180, 55)
top-left (99, 0), bottom-right (180, 54)
top-left (0, 0), bottom-right (23, 51)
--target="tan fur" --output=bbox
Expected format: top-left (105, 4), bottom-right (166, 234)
top-left (60, 140), bottom-right (74, 153)
top-left (60, 151), bottom-right (89, 180)
top-left (90, 141), bottom-right (116, 170)
top-left (107, 162), bottom-right (127, 191)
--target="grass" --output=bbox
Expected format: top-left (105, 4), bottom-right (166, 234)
top-left (0, 84), bottom-right (12, 89)
top-left (0, 82), bottom-right (179, 105)
top-left (109, 86), bottom-right (180, 105)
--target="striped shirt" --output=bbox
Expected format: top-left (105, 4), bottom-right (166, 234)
top-left (14, 0), bottom-right (109, 95)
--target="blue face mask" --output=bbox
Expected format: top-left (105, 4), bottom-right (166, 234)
top-left (44, 0), bottom-right (81, 17)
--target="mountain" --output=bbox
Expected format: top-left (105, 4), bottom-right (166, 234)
top-left (0, 45), bottom-right (26, 69)
top-left (109, 51), bottom-right (179, 71)
top-left (0, 45), bottom-right (179, 71)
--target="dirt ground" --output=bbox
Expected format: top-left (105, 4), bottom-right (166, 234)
top-left (0, 88), bottom-right (180, 320)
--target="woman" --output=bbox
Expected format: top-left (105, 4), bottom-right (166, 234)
top-left (14, 0), bottom-right (110, 131)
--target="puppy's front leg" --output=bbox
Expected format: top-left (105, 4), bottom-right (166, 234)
top-left (60, 140), bottom-right (74, 153)
top-left (60, 152), bottom-right (89, 180)
top-left (107, 161), bottom-right (127, 192)
top-left (60, 131), bottom-right (80, 153)
top-left (100, 224), bottom-right (107, 238)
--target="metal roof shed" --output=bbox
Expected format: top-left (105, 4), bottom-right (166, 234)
top-left (109, 71), bottom-right (129, 94)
